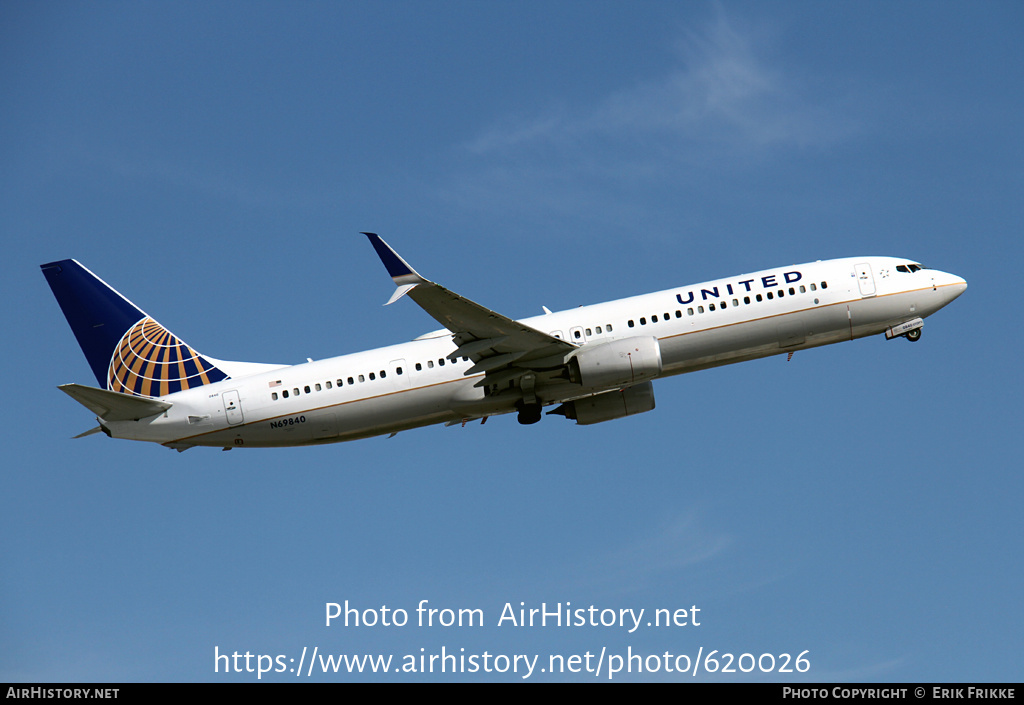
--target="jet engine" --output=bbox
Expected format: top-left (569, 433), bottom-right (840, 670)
top-left (549, 382), bottom-right (656, 426)
top-left (567, 336), bottom-right (662, 390)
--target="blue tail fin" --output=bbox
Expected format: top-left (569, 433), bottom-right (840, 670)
top-left (41, 259), bottom-right (228, 397)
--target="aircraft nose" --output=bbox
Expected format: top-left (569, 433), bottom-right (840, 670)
top-left (938, 271), bottom-right (967, 304)
top-left (950, 273), bottom-right (967, 296)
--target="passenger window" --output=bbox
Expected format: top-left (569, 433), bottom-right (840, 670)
top-left (380, 370), bottom-right (386, 378)
top-left (810, 283), bottom-right (817, 291)
top-left (438, 358), bottom-right (445, 366)
top-left (606, 324), bottom-right (613, 332)
top-left (756, 294), bottom-right (763, 302)
top-left (709, 303), bottom-right (716, 311)
top-left (688, 308), bottom-right (694, 315)
top-left (415, 363), bottom-right (422, 371)
top-left (651, 314), bottom-right (658, 322)
top-left (800, 285), bottom-right (806, 293)
top-left (315, 383), bottom-right (322, 391)
top-left (767, 292), bottom-right (774, 300)
top-left (272, 392), bottom-right (278, 400)
top-left (428, 360), bottom-right (434, 368)
top-left (596, 326), bottom-right (602, 334)
top-left (698, 306), bottom-right (704, 313)
top-left (744, 296), bottom-right (750, 304)
top-left (396, 367), bottom-right (403, 375)
top-left (347, 377), bottom-right (354, 385)
top-left (358, 375), bottom-right (365, 383)
top-left (326, 381), bottom-right (332, 389)
top-left (628, 320), bottom-right (635, 328)
top-left (821, 281), bottom-right (828, 289)
top-left (640, 317), bottom-right (646, 325)
top-left (282, 390), bottom-right (289, 399)
top-left (369, 372), bottom-right (375, 380)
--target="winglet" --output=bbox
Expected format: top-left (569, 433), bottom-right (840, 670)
top-left (362, 232), bottom-right (428, 304)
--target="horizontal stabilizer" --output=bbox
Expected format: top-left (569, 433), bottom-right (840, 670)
top-left (59, 383), bottom-right (172, 421)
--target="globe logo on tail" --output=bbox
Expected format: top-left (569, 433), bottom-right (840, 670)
top-left (108, 317), bottom-right (227, 397)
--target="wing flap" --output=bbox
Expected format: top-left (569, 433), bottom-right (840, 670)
top-left (446, 335), bottom-right (509, 360)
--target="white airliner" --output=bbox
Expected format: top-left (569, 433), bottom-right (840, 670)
top-left (41, 234), bottom-right (967, 451)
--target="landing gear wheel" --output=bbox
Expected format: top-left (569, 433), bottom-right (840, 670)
top-left (516, 402), bottom-right (542, 425)
top-left (906, 328), bottom-right (922, 342)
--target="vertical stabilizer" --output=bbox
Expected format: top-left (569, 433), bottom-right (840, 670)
top-left (41, 259), bottom-right (228, 397)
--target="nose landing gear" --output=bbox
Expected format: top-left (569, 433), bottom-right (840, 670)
top-left (885, 317), bottom-right (924, 342)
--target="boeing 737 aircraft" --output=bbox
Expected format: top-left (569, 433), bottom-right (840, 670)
top-left (41, 234), bottom-right (966, 451)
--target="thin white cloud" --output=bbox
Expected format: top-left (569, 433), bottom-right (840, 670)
top-left (466, 13), bottom-right (857, 158)
top-left (558, 510), bottom-right (732, 596)
top-left (442, 11), bottom-right (863, 236)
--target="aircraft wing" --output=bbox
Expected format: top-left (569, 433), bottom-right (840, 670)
top-left (364, 233), bottom-right (577, 387)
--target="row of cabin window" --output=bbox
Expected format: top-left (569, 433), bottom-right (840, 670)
top-left (626, 281), bottom-right (829, 327)
top-left (270, 356), bottom-right (473, 401)
top-left (569, 323), bottom-right (614, 341)
top-left (414, 355), bottom-right (469, 371)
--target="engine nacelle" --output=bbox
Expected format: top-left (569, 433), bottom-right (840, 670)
top-left (551, 382), bottom-right (656, 426)
top-left (567, 336), bottom-right (663, 390)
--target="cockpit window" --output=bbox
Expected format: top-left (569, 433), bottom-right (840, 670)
top-left (897, 263), bottom-right (925, 273)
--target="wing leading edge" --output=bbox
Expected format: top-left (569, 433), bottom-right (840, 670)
top-left (363, 233), bottom-right (577, 388)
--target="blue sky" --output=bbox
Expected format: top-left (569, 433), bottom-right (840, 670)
top-left (3, 1), bottom-right (1021, 682)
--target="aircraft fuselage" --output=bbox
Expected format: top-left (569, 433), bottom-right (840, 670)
top-left (94, 255), bottom-right (966, 450)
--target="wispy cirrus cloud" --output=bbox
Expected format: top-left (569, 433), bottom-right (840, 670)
top-left (466, 13), bottom-right (858, 159)
top-left (441, 11), bottom-right (863, 237)
top-left (556, 510), bottom-right (733, 596)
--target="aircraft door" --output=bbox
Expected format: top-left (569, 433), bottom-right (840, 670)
top-left (855, 263), bottom-right (877, 297)
top-left (222, 390), bottom-right (244, 425)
